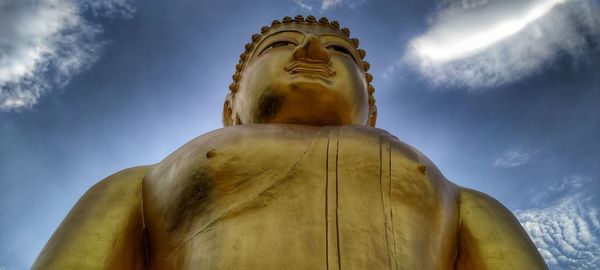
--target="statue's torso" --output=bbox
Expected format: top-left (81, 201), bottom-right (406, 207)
top-left (143, 124), bottom-right (460, 270)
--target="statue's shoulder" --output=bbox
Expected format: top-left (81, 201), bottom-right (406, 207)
top-left (458, 188), bottom-right (513, 219)
top-left (32, 166), bottom-right (150, 269)
top-left (84, 166), bottom-right (150, 195)
top-left (458, 187), bottom-right (525, 226)
top-left (456, 187), bottom-right (548, 269)
top-left (78, 166), bottom-right (150, 209)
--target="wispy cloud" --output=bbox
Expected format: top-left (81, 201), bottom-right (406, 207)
top-left (517, 195), bottom-right (600, 269)
top-left (321, 0), bottom-right (344, 10)
top-left (0, 0), bottom-right (134, 111)
top-left (493, 146), bottom-right (537, 168)
top-left (293, 0), bottom-right (314, 11)
top-left (399, 0), bottom-right (600, 89)
top-left (293, 0), bottom-right (365, 11)
top-left (532, 174), bottom-right (591, 207)
top-left (548, 175), bottom-right (590, 192)
top-left (80, 0), bottom-right (135, 17)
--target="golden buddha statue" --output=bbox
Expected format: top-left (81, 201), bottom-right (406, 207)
top-left (33, 15), bottom-right (548, 270)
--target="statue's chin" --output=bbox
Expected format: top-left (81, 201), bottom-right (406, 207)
top-left (255, 92), bottom-right (353, 126)
top-left (242, 79), bottom-right (367, 126)
top-left (266, 114), bottom-right (347, 126)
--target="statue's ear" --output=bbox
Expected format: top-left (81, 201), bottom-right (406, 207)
top-left (368, 104), bottom-right (377, 127)
top-left (222, 94), bottom-right (235, 127)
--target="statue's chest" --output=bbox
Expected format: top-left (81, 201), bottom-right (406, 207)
top-left (145, 126), bottom-right (458, 269)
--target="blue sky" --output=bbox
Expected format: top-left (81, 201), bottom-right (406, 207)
top-left (0, 0), bottom-right (599, 269)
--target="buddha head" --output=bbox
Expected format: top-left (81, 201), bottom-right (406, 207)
top-left (223, 15), bottom-right (377, 127)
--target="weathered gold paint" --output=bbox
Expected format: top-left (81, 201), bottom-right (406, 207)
top-left (33, 16), bottom-right (548, 269)
top-left (32, 166), bottom-right (148, 269)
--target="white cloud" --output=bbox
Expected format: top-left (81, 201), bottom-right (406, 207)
top-left (321, 0), bottom-right (344, 10)
top-left (401, 0), bottom-right (600, 89)
top-left (493, 146), bottom-right (536, 168)
top-left (0, 0), bottom-right (134, 111)
top-left (532, 175), bottom-right (592, 205)
top-left (293, 0), bottom-right (365, 11)
top-left (293, 0), bottom-right (314, 11)
top-left (517, 196), bottom-right (600, 269)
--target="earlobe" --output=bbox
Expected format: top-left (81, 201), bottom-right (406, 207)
top-left (222, 94), bottom-right (235, 127)
top-left (368, 104), bottom-right (377, 127)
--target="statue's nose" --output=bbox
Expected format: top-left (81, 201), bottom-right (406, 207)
top-left (292, 34), bottom-right (331, 64)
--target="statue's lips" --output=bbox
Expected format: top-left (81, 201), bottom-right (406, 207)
top-left (284, 61), bottom-right (336, 78)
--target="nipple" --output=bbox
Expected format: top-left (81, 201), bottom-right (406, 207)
top-left (206, 149), bottom-right (217, 159)
top-left (416, 164), bottom-right (427, 175)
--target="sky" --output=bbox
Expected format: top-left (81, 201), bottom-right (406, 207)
top-left (0, 0), bottom-right (598, 269)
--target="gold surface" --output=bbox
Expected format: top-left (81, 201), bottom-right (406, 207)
top-left (222, 16), bottom-right (376, 127)
top-left (33, 16), bottom-right (547, 269)
top-left (142, 124), bottom-right (461, 269)
top-left (32, 166), bottom-right (148, 270)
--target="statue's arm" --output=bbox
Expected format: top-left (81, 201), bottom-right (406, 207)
top-left (455, 188), bottom-right (548, 270)
top-left (32, 166), bottom-right (150, 270)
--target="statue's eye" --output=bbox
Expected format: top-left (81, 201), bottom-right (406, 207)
top-left (327, 45), bottom-right (357, 63)
top-left (260, 40), bottom-right (296, 55)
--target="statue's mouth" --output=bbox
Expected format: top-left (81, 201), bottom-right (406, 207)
top-left (284, 61), bottom-right (336, 78)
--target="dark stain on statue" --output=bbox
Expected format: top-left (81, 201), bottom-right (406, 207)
top-left (167, 173), bottom-right (212, 232)
top-left (259, 94), bottom-right (284, 121)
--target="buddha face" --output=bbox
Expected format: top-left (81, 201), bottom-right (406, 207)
top-left (224, 24), bottom-right (372, 126)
